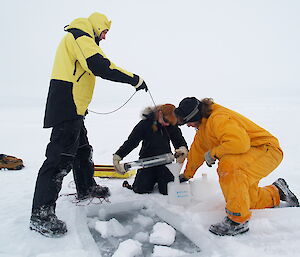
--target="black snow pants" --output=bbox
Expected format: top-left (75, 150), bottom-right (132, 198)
top-left (132, 165), bottom-right (174, 195)
top-left (32, 117), bottom-right (96, 211)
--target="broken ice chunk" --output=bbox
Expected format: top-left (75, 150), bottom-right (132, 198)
top-left (112, 239), bottom-right (142, 257)
top-left (133, 214), bottom-right (154, 227)
top-left (152, 245), bottom-right (188, 257)
top-left (149, 222), bottom-right (176, 246)
top-left (95, 218), bottom-right (129, 238)
top-left (86, 217), bottom-right (98, 229)
top-left (133, 231), bottom-right (149, 242)
top-left (141, 207), bottom-right (156, 217)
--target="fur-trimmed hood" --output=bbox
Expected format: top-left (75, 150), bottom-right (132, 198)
top-left (140, 104), bottom-right (177, 126)
top-left (141, 106), bottom-right (157, 121)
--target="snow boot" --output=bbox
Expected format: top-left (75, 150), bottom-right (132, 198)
top-left (273, 178), bottom-right (300, 207)
top-left (30, 205), bottom-right (67, 237)
top-left (88, 184), bottom-right (111, 198)
top-left (0, 154), bottom-right (24, 170)
top-left (209, 217), bottom-right (249, 236)
top-left (122, 180), bottom-right (133, 190)
top-left (76, 185), bottom-right (110, 200)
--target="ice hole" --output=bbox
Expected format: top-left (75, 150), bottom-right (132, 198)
top-left (87, 201), bottom-right (201, 257)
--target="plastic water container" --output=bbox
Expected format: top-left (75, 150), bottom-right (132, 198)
top-left (167, 182), bottom-right (191, 206)
top-left (190, 173), bottom-right (213, 201)
top-left (167, 163), bottom-right (191, 206)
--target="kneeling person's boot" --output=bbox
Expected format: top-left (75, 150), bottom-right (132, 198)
top-left (273, 178), bottom-right (299, 207)
top-left (209, 217), bottom-right (249, 236)
top-left (30, 205), bottom-right (67, 237)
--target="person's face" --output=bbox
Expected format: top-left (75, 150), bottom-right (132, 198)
top-left (187, 121), bottom-right (200, 129)
top-left (100, 29), bottom-right (108, 40)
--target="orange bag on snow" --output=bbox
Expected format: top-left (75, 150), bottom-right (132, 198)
top-left (0, 154), bottom-right (24, 170)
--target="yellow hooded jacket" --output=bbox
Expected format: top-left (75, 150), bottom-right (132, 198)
top-left (44, 12), bottom-right (140, 128)
top-left (184, 103), bottom-right (282, 178)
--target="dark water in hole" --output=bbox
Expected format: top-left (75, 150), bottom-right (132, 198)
top-left (89, 207), bottom-right (201, 257)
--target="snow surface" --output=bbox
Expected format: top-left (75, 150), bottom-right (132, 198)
top-left (1, 0), bottom-right (300, 256)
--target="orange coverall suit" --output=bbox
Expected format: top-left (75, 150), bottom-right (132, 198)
top-left (184, 103), bottom-right (283, 223)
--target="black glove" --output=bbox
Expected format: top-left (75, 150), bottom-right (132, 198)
top-left (137, 81), bottom-right (148, 92)
top-left (179, 174), bottom-right (189, 183)
top-left (134, 77), bottom-right (148, 92)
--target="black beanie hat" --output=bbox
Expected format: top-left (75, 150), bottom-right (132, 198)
top-left (174, 97), bottom-right (202, 124)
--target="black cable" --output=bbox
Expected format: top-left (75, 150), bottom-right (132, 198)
top-left (88, 91), bottom-right (137, 115)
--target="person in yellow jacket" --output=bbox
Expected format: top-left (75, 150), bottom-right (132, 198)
top-left (174, 97), bottom-right (299, 236)
top-left (30, 12), bottom-right (148, 238)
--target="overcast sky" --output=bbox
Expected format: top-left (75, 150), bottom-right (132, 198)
top-left (1, 0), bottom-right (299, 110)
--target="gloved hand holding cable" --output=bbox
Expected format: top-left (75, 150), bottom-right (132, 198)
top-left (134, 77), bottom-right (148, 92)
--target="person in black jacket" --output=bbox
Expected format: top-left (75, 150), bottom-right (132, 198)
top-left (113, 104), bottom-right (188, 195)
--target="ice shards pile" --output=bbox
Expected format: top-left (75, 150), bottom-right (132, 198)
top-left (88, 206), bottom-right (200, 257)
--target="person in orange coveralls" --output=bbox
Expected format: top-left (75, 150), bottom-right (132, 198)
top-left (174, 97), bottom-right (299, 236)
